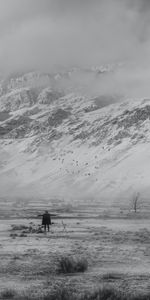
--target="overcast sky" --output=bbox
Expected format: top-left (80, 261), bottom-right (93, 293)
top-left (0, 0), bottom-right (150, 74)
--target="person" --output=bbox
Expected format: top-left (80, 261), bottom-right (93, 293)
top-left (42, 211), bottom-right (51, 232)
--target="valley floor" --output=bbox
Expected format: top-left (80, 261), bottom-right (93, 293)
top-left (0, 214), bottom-right (150, 298)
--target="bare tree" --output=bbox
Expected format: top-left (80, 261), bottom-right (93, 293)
top-left (133, 192), bottom-right (140, 213)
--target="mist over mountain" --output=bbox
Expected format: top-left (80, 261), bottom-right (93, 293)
top-left (0, 1), bottom-right (150, 212)
top-left (0, 0), bottom-right (149, 71)
top-left (0, 68), bottom-right (150, 214)
top-left (0, 0), bottom-right (150, 99)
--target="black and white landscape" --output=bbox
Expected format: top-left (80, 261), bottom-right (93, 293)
top-left (0, 1), bottom-right (150, 299)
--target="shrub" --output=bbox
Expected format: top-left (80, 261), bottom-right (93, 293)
top-left (57, 256), bottom-right (88, 274)
top-left (1, 289), bottom-right (16, 299)
top-left (11, 225), bottom-right (29, 231)
top-left (10, 233), bottom-right (18, 238)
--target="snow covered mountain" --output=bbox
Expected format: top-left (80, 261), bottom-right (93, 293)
top-left (0, 70), bottom-right (150, 213)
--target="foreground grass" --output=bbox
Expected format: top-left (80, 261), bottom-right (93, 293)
top-left (57, 255), bottom-right (88, 274)
top-left (1, 286), bottom-right (150, 300)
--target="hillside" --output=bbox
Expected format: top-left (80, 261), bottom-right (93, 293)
top-left (0, 71), bottom-right (150, 214)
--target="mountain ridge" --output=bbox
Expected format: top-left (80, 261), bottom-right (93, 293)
top-left (0, 70), bottom-right (150, 213)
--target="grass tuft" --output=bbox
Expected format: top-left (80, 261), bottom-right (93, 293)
top-left (1, 288), bottom-right (16, 299)
top-left (57, 255), bottom-right (88, 274)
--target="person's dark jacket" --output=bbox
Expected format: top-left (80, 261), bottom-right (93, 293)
top-left (42, 213), bottom-right (51, 225)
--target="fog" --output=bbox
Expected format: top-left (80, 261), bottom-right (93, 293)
top-left (0, 0), bottom-right (150, 98)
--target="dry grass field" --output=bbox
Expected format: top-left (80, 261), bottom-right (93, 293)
top-left (0, 207), bottom-right (150, 299)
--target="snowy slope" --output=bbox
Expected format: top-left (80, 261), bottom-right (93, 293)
top-left (0, 71), bottom-right (150, 210)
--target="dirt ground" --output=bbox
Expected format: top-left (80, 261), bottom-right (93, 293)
top-left (0, 213), bottom-right (150, 297)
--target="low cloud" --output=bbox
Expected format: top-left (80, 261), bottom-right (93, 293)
top-left (0, 0), bottom-right (150, 98)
